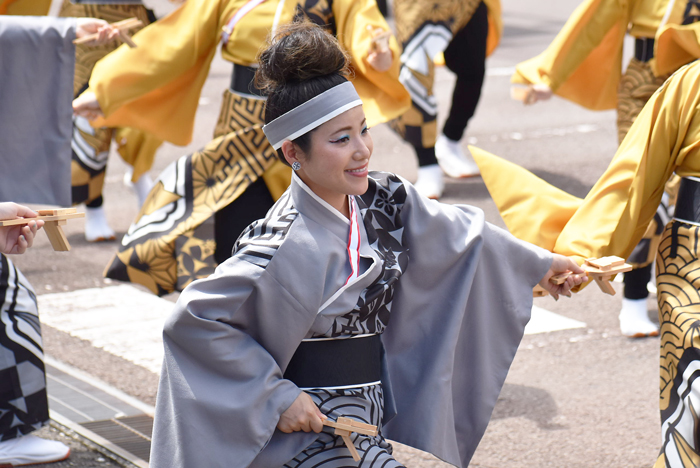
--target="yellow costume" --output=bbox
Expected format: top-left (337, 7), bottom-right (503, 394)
top-left (92, 0), bottom-right (410, 295)
top-left (472, 60), bottom-right (700, 467)
top-left (513, 0), bottom-right (700, 291)
top-left (58, 0), bottom-right (162, 206)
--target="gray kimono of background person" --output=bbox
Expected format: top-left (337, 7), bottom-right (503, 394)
top-left (150, 171), bottom-right (553, 467)
top-left (0, 16), bottom-right (74, 206)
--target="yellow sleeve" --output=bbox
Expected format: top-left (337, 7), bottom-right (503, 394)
top-left (512, 0), bottom-right (630, 110)
top-left (333, 0), bottom-right (411, 127)
top-left (653, 22), bottom-right (700, 77)
top-left (87, 0), bottom-right (223, 146)
top-left (0, 0), bottom-right (51, 15)
top-left (554, 62), bottom-right (700, 264)
top-left (473, 62), bottom-right (700, 269)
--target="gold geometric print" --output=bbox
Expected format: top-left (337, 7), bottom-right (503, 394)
top-left (104, 94), bottom-right (280, 295)
top-left (655, 222), bottom-right (700, 466)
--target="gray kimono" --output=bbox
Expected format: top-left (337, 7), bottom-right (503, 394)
top-left (150, 172), bottom-right (552, 467)
top-left (0, 16), bottom-right (74, 206)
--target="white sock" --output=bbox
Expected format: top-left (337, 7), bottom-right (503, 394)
top-left (619, 298), bottom-right (658, 338)
top-left (85, 206), bottom-right (116, 242)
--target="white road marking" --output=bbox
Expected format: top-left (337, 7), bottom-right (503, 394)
top-left (37, 286), bottom-right (583, 372)
top-left (525, 305), bottom-right (586, 335)
top-left (38, 285), bottom-right (174, 374)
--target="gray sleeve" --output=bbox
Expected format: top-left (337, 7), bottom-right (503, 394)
top-left (150, 257), bottom-right (312, 468)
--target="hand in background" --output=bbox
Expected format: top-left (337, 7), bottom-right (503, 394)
top-left (75, 18), bottom-right (120, 46)
top-left (0, 203), bottom-right (44, 255)
top-left (366, 26), bottom-right (393, 73)
top-left (73, 91), bottom-right (103, 120)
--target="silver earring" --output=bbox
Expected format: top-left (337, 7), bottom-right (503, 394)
top-left (292, 161), bottom-right (301, 171)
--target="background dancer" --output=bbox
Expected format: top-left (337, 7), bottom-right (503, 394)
top-left (390, 0), bottom-right (502, 199)
top-left (60, 0), bottom-right (162, 243)
top-left (73, 0), bottom-right (410, 296)
top-left (511, 0), bottom-right (700, 337)
top-left (473, 60), bottom-right (700, 465)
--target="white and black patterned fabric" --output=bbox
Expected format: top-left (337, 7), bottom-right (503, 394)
top-left (0, 255), bottom-right (48, 441)
top-left (284, 385), bottom-right (405, 468)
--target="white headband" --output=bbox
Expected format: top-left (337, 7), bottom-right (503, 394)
top-left (262, 81), bottom-right (363, 150)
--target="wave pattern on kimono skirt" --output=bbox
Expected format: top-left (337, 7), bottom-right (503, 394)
top-left (0, 255), bottom-right (48, 441)
top-left (655, 221), bottom-right (700, 467)
top-left (104, 92), bottom-right (283, 295)
top-left (285, 385), bottom-right (404, 468)
top-left (59, 0), bottom-right (159, 205)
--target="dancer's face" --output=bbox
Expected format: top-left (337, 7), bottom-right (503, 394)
top-left (285, 106), bottom-right (373, 216)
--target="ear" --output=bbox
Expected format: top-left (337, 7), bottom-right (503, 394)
top-left (281, 140), bottom-right (301, 167)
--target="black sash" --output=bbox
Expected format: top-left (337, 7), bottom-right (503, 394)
top-left (283, 334), bottom-right (382, 388)
top-left (634, 37), bottom-right (655, 62)
top-left (230, 64), bottom-right (263, 97)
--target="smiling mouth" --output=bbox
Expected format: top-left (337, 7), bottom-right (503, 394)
top-left (346, 165), bottom-right (368, 174)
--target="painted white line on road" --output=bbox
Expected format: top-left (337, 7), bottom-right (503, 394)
top-left (38, 285), bottom-right (174, 374)
top-left (486, 66), bottom-right (516, 77)
top-left (525, 305), bottom-right (586, 335)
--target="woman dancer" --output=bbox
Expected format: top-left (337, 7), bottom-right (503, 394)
top-left (59, 0), bottom-right (161, 242)
top-left (73, 0), bottom-right (409, 296)
top-left (149, 22), bottom-right (586, 468)
top-left (472, 59), bottom-right (700, 466)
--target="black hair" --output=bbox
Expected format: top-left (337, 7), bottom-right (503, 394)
top-left (255, 21), bottom-right (351, 164)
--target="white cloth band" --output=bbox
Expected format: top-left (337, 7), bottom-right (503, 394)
top-left (262, 81), bottom-right (362, 150)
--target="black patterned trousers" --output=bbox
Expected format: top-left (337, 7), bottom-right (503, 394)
top-left (0, 254), bottom-right (48, 441)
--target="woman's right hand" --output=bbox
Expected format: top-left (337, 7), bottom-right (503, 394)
top-left (73, 91), bottom-right (104, 120)
top-left (277, 392), bottom-right (326, 433)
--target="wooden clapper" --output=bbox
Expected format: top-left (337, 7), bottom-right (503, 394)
top-left (534, 256), bottom-right (633, 297)
top-left (73, 17), bottom-right (142, 48)
top-left (323, 417), bottom-right (378, 462)
top-left (0, 208), bottom-right (85, 251)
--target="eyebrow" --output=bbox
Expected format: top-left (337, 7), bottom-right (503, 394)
top-left (330, 118), bottom-right (367, 134)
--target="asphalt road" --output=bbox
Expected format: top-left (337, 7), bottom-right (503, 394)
top-left (13, 0), bottom-right (662, 466)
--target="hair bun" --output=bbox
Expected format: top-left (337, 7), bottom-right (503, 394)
top-left (255, 21), bottom-right (350, 94)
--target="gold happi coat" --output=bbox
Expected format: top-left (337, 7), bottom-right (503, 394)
top-left (512, 0), bottom-right (700, 110)
top-left (88, 0), bottom-right (410, 146)
top-left (476, 60), bottom-right (700, 468)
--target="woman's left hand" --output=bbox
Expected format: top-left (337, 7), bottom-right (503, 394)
top-left (538, 254), bottom-right (588, 300)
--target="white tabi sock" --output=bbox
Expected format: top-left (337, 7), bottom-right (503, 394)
top-left (85, 206), bottom-right (116, 242)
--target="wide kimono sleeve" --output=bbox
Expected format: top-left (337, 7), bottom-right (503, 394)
top-left (375, 175), bottom-right (553, 467)
top-left (86, 0), bottom-right (222, 145)
top-left (333, 0), bottom-right (411, 126)
top-left (512, 0), bottom-right (631, 110)
top-left (150, 256), bottom-right (315, 468)
top-left (0, 16), bottom-right (74, 206)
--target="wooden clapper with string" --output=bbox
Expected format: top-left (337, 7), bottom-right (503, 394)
top-left (533, 256), bottom-right (633, 297)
